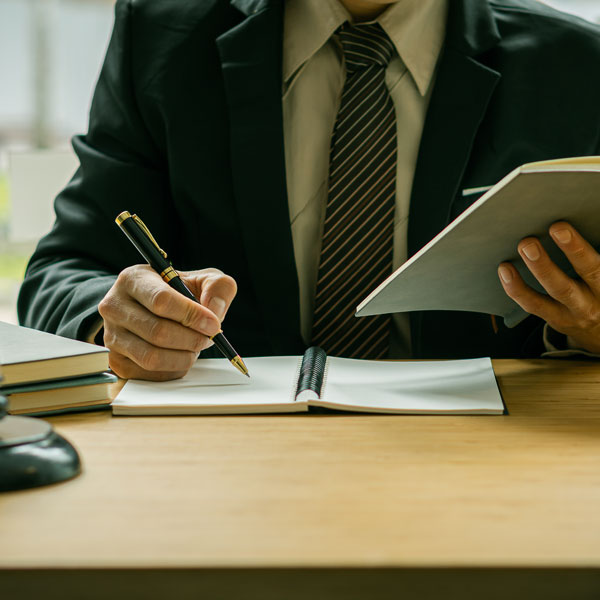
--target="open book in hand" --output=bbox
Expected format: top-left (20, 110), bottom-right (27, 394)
top-left (356, 156), bottom-right (600, 327)
top-left (112, 347), bottom-right (504, 416)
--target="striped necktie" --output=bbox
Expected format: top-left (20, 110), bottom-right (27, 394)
top-left (311, 22), bottom-right (396, 359)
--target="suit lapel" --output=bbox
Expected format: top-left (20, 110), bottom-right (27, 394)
top-left (216, 0), bottom-right (303, 353)
top-left (407, 0), bottom-right (502, 256)
top-left (408, 0), bottom-right (502, 355)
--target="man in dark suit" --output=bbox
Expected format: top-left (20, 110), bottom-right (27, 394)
top-left (17, 0), bottom-right (600, 380)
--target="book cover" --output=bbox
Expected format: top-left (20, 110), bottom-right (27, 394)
top-left (0, 321), bottom-right (109, 385)
top-left (356, 157), bottom-right (600, 327)
top-left (3, 372), bottom-right (117, 415)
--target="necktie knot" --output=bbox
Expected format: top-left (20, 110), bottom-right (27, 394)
top-left (338, 22), bottom-right (395, 73)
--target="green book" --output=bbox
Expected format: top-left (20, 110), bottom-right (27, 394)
top-left (0, 321), bottom-right (109, 386)
top-left (2, 372), bottom-right (117, 416)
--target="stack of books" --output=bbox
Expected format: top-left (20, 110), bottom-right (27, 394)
top-left (0, 321), bottom-right (116, 416)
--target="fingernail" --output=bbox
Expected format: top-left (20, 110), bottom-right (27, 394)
top-left (552, 228), bottom-right (572, 244)
top-left (498, 265), bottom-right (512, 284)
top-left (208, 297), bottom-right (227, 320)
top-left (521, 243), bottom-right (540, 261)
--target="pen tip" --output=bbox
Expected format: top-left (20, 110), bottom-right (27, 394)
top-left (231, 355), bottom-right (250, 378)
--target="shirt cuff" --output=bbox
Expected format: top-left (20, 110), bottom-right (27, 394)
top-left (86, 318), bottom-right (105, 346)
top-left (541, 323), bottom-right (600, 358)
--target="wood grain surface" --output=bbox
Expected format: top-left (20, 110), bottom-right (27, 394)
top-left (2, 359), bottom-right (600, 598)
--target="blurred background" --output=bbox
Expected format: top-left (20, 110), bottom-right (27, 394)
top-left (0, 0), bottom-right (598, 325)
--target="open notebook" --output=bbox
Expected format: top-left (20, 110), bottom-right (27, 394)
top-left (112, 347), bottom-right (504, 416)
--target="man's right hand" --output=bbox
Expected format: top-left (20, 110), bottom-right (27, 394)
top-left (98, 265), bottom-right (237, 381)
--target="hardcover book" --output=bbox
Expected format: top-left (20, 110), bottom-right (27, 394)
top-left (0, 321), bottom-right (109, 386)
top-left (3, 372), bottom-right (117, 416)
top-left (356, 156), bottom-right (600, 327)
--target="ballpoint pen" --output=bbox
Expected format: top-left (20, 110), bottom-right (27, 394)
top-left (115, 211), bottom-right (249, 377)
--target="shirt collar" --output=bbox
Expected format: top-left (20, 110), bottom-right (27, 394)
top-left (379, 0), bottom-right (448, 96)
top-left (283, 0), bottom-right (348, 85)
top-left (283, 0), bottom-right (448, 97)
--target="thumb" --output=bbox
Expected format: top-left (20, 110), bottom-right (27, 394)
top-left (179, 268), bottom-right (237, 321)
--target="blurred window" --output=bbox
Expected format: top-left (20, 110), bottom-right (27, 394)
top-left (0, 0), bottom-right (114, 323)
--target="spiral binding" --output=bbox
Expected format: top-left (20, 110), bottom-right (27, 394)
top-left (296, 346), bottom-right (327, 399)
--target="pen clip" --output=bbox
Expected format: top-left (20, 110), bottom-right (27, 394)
top-left (132, 215), bottom-right (168, 259)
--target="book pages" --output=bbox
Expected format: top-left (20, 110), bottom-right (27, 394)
top-left (112, 356), bottom-right (306, 415)
top-left (113, 355), bottom-right (503, 416)
top-left (313, 357), bottom-right (503, 414)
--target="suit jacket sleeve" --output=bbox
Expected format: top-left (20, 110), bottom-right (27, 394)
top-left (18, 0), bottom-right (171, 341)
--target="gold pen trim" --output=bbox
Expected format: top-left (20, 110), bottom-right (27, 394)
top-left (115, 211), bottom-right (168, 259)
top-left (132, 215), bottom-right (168, 259)
top-left (115, 211), bottom-right (132, 226)
top-left (160, 266), bottom-right (178, 282)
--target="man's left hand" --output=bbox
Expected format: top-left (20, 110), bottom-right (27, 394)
top-left (498, 221), bottom-right (600, 354)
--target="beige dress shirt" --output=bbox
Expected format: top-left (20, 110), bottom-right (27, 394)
top-left (282, 0), bottom-right (448, 356)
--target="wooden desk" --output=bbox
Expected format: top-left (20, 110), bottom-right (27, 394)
top-left (2, 359), bottom-right (600, 599)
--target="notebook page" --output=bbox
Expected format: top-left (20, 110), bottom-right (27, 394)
top-left (311, 357), bottom-right (503, 414)
top-left (112, 356), bottom-right (306, 415)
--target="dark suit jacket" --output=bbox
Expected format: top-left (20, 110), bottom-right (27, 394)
top-left (17, 0), bottom-right (600, 359)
